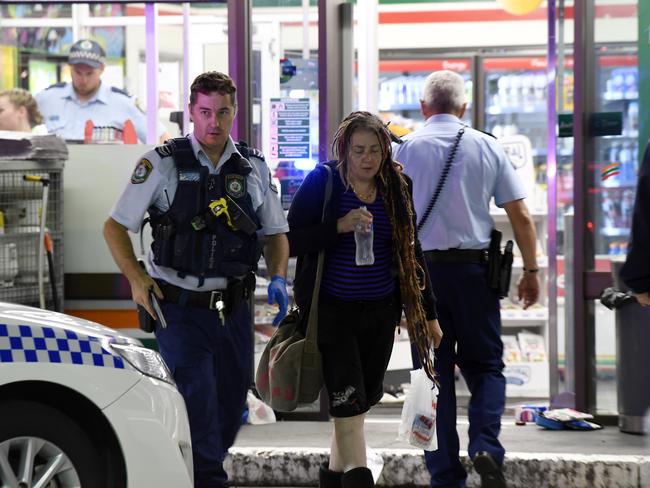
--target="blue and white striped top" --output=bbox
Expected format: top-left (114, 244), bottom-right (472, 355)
top-left (321, 188), bottom-right (396, 300)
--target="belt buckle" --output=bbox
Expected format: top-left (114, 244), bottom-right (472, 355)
top-left (209, 291), bottom-right (223, 310)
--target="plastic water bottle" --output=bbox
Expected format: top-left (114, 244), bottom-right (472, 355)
top-left (354, 206), bottom-right (374, 266)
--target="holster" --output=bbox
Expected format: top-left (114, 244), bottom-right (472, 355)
top-left (487, 229), bottom-right (514, 299)
top-left (224, 272), bottom-right (256, 316)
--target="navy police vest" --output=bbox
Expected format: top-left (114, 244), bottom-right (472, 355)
top-left (149, 137), bottom-right (262, 285)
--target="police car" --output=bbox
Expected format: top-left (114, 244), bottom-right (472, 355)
top-left (0, 302), bottom-right (193, 487)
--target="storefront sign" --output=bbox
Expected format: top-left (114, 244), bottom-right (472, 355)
top-left (559, 112), bottom-right (623, 138)
top-left (558, 113), bottom-right (573, 138)
top-left (269, 98), bottom-right (310, 161)
top-left (590, 112), bottom-right (623, 137)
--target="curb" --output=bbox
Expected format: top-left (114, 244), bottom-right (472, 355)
top-left (225, 448), bottom-right (650, 487)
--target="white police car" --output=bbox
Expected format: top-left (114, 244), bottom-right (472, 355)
top-left (0, 302), bottom-right (193, 487)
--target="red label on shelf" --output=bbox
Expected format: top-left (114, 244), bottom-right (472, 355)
top-left (483, 57), bottom-right (574, 71)
top-left (379, 59), bottom-right (470, 73)
top-left (598, 55), bottom-right (638, 67)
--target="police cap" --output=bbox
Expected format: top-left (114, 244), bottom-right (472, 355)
top-left (68, 39), bottom-right (106, 69)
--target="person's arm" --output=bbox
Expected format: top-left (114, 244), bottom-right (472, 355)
top-left (264, 233), bottom-right (289, 279)
top-left (287, 166), bottom-right (339, 256)
top-left (103, 217), bottom-right (161, 318)
top-left (502, 199), bottom-right (539, 309)
top-left (620, 142), bottom-right (650, 296)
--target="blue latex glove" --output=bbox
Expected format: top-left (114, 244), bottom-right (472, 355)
top-left (267, 274), bottom-right (288, 326)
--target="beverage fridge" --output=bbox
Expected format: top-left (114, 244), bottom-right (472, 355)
top-left (592, 52), bottom-right (639, 257)
top-left (377, 58), bottom-right (474, 132)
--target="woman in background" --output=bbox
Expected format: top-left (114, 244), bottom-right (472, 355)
top-left (0, 88), bottom-right (47, 134)
top-left (287, 111), bottom-right (442, 488)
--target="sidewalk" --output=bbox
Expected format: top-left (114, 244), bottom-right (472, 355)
top-left (226, 406), bottom-right (650, 487)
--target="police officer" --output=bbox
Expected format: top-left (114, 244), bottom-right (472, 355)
top-left (620, 140), bottom-right (650, 306)
top-left (393, 70), bottom-right (540, 488)
top-left (103, 71), bottom-right (289, 488)
top-left (35, 39), bottom-right (170, 143)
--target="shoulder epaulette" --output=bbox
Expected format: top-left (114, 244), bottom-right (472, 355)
top-left (154, 137), bottom-right (192, 160)
top-left (474, 128), bottom-right (497, 139)
top-left (111, 86), bottom-right (131, 97)
top-left (236, 140), bottom-right (265, 162)
top-left (45, 82), bottom-right (66, 90)
top-left (155, 143), bottom-right (173, 158)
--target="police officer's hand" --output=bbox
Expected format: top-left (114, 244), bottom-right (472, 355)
top-left (267, 275), bottom-right (288, 326)
top-left (337, 207), bottom-right (373, 234)
top-left (517, 271), bottom-right (540, 310)
top-left (427, 319), bottom-right (443, 348)
top-left (634, 292), bottom-right (650, 307)
top-left (132, 273), bottom-right (163, 320)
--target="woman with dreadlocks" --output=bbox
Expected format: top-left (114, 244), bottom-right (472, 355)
top-left (287, 111), bottom-right (442, 488)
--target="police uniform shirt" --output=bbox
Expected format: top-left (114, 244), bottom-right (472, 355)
top-left (35, 81), bottom-right (165, 143)
top-left (110, 134), bottom-right (289, 291)
top-left (393, 113), bottom-right (526, 251)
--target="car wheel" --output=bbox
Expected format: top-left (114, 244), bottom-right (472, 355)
top-left (0, 400), bottom-right (105, 488)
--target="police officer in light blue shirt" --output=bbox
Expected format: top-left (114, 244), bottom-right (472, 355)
top-left (35, 39), bottom-right (170, 143)
top-left (393, 70), bottom-right (540, 488)
top-left (104, 71), bottom-right (289, 488)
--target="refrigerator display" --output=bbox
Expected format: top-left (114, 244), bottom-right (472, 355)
top-left (592, 54), bottom-right (638, 255)
top-left (377, 58), bottom-right (473, 132)
top-left (482, 56), bottom-right (574, 187)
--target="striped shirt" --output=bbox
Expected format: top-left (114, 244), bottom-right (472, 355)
top-left (321, 188), bottom-right (396, 300)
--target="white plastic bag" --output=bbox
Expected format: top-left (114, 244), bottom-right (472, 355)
top-left (397, 368), bottom-right (438, 451)
top-left (246, 390), bottom-right (276, 425)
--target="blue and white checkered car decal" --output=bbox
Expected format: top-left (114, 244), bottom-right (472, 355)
top-left (0, 323), bottom-right (125, 369)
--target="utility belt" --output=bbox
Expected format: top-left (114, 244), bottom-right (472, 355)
top-left (137, 273), bottom-right (255, 332)
top-left (424, 229), bottom-right (514, 299)
top-left (155, 273), bottom-right (255, 313)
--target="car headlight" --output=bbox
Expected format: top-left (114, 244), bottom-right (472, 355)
top-left (111, 343), bottom-right (175, 385)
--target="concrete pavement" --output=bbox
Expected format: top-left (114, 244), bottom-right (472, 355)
top-left (226, 406), bottom-right (650, 487)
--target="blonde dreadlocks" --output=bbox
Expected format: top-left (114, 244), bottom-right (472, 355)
top-left (331, 111), bottom-right (436, 381)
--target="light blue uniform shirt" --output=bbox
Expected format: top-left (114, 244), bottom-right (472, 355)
top-left (110, 134), bottom-right (289, 291)
top-left (35, 81), bottom-right (165, 143)
top-left (393, 113), bottom-right (526, 251)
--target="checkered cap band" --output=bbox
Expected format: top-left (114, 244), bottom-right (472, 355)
top-left (68, 40), bottom-right (105, 67)
top-left (0, 323), bottom-right (125, 369)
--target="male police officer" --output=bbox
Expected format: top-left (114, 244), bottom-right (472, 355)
top-left (620, 140), bottom-right (650, 306)
top-left (36, 39), bottom-right (170, 143)
top-left (393, 70), bottom-right (540, 488)
top-left (103, 71), bottom-right (289, 487)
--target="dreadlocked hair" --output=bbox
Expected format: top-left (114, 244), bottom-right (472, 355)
top-left (331, 111), bottom-right (436, 382)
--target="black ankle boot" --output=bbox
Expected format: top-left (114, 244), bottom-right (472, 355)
top-left (319, 463), bottom-right (343, 488)
top-left (341, 467), bottom-right (374, 488)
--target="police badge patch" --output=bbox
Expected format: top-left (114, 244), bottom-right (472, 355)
top-left (225, 174), bottom-right (246, 198)
top-left (131, 158), bottom-right (153, 184)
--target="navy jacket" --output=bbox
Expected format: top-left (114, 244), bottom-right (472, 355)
top-left (620, 141), bottom-right (650, 293)
top-left (287, 161), bottom-right (437, 320)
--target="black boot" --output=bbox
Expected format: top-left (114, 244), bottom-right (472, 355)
top-left (341, 467), bottom-right (374, 488)
top-left (473, 451), bottom-right (507, 488)
top-left (319, 463), bottom-right (343, 488)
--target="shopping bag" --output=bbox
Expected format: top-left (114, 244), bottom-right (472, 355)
top-left (246, 390), bottom-right (276, 425)
top-left (398, 368), bottom-right (438, 451)
top-left (255, 307), bottom-right (322, 412)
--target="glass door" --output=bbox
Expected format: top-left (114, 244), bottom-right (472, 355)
top-left (570, 0), bottom-right (639, 414)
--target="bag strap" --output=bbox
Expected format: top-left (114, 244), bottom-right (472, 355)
top-left (304, 164), bottom-right (333, 353)
top-left (416, 126), bottom-right (465, 232)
